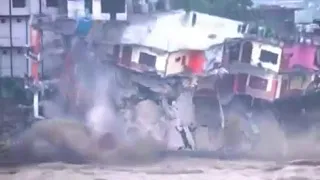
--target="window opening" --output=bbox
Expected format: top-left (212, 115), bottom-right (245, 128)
top-left (242, 24), bottom-right (248, 33)
top-left (155, 0), bottom-right (165, 10)
top-left (240, 41), bottom-right (253, 63)
top-left (12, 0), bottom-right (26, 8)
top-left (17, 48), bottom-right (22, 54)
top-left (237, 24), bottom-right (247, 33)
top-left (229, 42), bottom-right (240, 63)
top-left (46, 0), bottom-right (58, 7)
top-left (191, 13), bottom-right (197, 27)
top-left (182, 56), bottom-right (186, 65)
top-left (101, 0), bottom-right (125, 13)
top-left (113, 45), bottom-right (120, 58)
top-left (175, 57), bottom-right (181, 62)
top-left (237, 25), bottom-right (241, 33)
top-left (248, 76), bottom-right (268, 90)
top-left (84, 0), bottom-right (93, 14)
top-left (138, 52), bottom-right (156, 67)
top-left (259, 50), bottom-right (278, 64)
top-left (120, 45), bottom-right (132, 66)
top-left (314, 48), bottom-right (320, 67)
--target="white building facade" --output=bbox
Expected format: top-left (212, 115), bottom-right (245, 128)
top-left (0, 0), bottom-right (59, 77)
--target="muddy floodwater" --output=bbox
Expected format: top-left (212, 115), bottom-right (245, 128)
top-left (1, 122), bottom-right (320, 180)
top-left (1, 103), bottom-right (320, 180)
top-left (0, 157), bottom-right (320, 180)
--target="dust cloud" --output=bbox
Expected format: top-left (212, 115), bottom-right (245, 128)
top-left (0, 57), bottom-right (168, 165)
top-left (2, 35), bottom-right (320, 165)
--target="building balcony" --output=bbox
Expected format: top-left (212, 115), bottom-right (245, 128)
top-left (0, 47), bottom-right (28, 77)
top-left (0, 17), bottom-right (28, 47)
top-left (0, 0), bottom-right (59, 16)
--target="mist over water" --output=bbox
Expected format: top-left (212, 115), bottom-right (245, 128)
top-left (85, 72), bottom-right (120, 141)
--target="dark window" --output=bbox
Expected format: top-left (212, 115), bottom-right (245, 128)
top-left (191, 13), bottom-right (197, 27)
top-left (16, 48), bottom-right (22, 54)
top-left (229, 43), bottom-right (240, 62)
top-left (2, 50), bottom-right (7, 55)
top-left (0, 19), bottom-right (6, 23)
top-left (84, 0), bottom-right (93, 14)
top-left (248, 76), bottom-right (268, 90)
top-left (242, 24), bottom-right (248, 33)
top-left (237, 24), bottom-right (247, 33)
top-left (182, 56), bottom-right (186, 65)
top-left (248, 27), bottom-right (258, 35)
top-left (46, 0), bottom-right (58, 7)
top-left (259, 50), bottom-right (278, 64)
top-left (12, 0), bottom-right (26, 8)
top-left (101, 0), bottom-right (126, 13)
top-left (121, 45), bottom-right (132, 66)
top-left (175, 57), bottom-right (181, 62)
top-left (138, 52), bottom-right (156, 67)
top-left (16, 18), bottom-right (21, 23)
top-left (155, 0), bottom-right (165, 10)
top-left (237, 25), bottom-right (241, 33)
top-left (314, 49), bottom-right (320, 67)
top-left (113, 45), bottom-right (120, 57)
top-left (240, 41), bottom-right (253, 63)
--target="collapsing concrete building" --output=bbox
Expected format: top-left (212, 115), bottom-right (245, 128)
top-left (24, 0), bottom-right (255, 152)
top-left (100, 10), bottom-right (244, 76)
top-left (5, 0), bottom-right (319, 158)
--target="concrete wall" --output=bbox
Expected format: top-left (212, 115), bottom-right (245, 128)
top-left (0, 48), bottom-right (28, 77)
top-left (0, 16), bottom-right (29, 47)
top-left (0, 0), bottom-right (59, 77)
top-left (165, 51), bottom-right (189, 75)
top-left (130, 46), bottom-right (167, 73)
top-left (111, 44), bottom-right (190, 76)
top-left (0, 0), bottom-right (58, 16)
top-left (250, 41), bottom-right (282, 73)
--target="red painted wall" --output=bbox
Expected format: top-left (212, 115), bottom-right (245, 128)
top-left (30, 26), bottom-right (41, 82)
top-left (188, 51), bottom-right (205, 74)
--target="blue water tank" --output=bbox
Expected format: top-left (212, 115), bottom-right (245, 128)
top-left (75, 10), bottom-right (93, 37)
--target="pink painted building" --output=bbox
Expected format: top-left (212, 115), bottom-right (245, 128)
top-left (223, 38), bottom-right (320, 102)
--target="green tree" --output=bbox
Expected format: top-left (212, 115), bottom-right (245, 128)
top-left (171, 0), bottom-right (253, 20)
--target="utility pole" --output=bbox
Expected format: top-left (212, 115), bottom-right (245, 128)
top-left (39, 0), bottom-right (44, 77)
